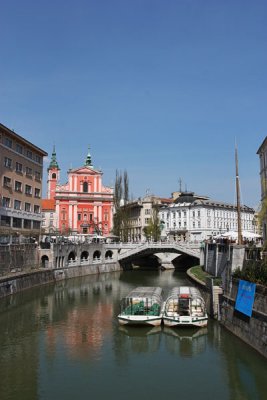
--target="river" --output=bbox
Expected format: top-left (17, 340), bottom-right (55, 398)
top-left (0, 270), bottom-right (266, 400)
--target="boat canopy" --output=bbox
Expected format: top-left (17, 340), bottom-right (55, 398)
top-left (167, 286), bottom-right (202, 299)
top-left (125, 287), bottom-right (163, 302)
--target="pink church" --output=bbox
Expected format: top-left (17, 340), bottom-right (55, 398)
top-left (46, 147), bottom-right (113, 235)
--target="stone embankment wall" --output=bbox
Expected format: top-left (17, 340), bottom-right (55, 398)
top-left (221, 279), bottom-right (267, 359)
top-left (0, 244), bottom-right (39, 277)
top-left (0, 262), bottom-right (121, 299)
top-left (204, 242), bottom-right (246, 276)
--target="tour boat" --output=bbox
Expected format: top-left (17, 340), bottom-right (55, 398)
top-left (162, 286), bottom-right (208, 327)
top-left (118, 286), bottom-right (163, 326)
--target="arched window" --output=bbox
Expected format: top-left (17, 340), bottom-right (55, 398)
top-left (52, 173), bottom-right (56, 179)
top-left (83, 182), bottom-right (88, 192)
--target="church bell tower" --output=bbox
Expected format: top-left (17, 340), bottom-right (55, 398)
top-left (47, 145), bottom-right (60, 199)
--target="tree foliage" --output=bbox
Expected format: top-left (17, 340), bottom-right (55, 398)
top-left (112, 169), bottom-right (130, 241)
top-left (143, 204), bottom-right (162, 242)
top-left (233, 260), bottom-right (267, 286)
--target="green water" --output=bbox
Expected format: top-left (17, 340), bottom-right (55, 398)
top-left (0, 270), bottom-right (266, 400)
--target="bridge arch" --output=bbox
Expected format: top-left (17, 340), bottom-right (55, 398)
top-left (93, 250), bottom-right (101, 260)
top-left (68, 251), bottom-right (76, 261)
top-left (105, 250), bottom-right (113, 259)
top-left (81, 250), bottom-right (89, 261)
top-left (41, 255), bottom-right (49, 268)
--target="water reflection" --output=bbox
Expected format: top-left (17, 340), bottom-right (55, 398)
top-left (163, 326), bottom-right (208, 357)
top-left (0, 270), bottom-right (266, 400)
top-left (118, 325), bottom-right (161, 354)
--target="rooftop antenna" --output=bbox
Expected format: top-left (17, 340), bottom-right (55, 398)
top-left (179, 177), bottom-right (182, 192)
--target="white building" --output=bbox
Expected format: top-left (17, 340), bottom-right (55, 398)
top-left (160, 192), bottom-right (255, 242)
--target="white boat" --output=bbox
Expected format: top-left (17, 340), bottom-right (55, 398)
top-left (162, 286), bottom-right (208, 327)
top-left (118, 287), bottom-right (163, 326)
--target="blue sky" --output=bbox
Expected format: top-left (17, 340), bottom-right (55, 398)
top-left (1, 0), bottom-right (266, 209)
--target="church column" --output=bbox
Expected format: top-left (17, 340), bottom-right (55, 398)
top-left (73, 203), bottom-right (78, 231)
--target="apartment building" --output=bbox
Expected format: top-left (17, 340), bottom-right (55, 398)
top-left (120, 195), bottom-right (172, 241)
top-left (0, 123), bottom-right (47, 240)
top-left (160, 191), bottom-right (255, 242)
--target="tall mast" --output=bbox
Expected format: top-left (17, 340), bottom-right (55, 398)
top-left (235, 145), bottom-right (242, 245)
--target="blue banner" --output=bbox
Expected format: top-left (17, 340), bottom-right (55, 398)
top-left (235, 280), bottom-right (256, 317)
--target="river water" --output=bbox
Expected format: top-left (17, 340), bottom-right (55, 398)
top-left (0, 270), bottom-right (266, 400)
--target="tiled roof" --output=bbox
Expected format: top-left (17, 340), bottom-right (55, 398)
top-left (41, 199), bottom-right (55, 211)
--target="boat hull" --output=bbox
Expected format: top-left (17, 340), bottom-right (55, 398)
top-left (118, 315), bottom-right (162, 326)
top-left (163, 315), bottom-right (208, 328)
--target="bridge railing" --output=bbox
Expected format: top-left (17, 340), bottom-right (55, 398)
top-left (118, 241), bottom-right (201, 261)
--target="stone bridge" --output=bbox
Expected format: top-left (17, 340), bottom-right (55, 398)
top-left (38, 241), bottom-right (201, 270)
top-left (118, 242), bottom-right (201, 269)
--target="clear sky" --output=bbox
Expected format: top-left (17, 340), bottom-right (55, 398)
top-left (1, 0), bottom-right (266, 209)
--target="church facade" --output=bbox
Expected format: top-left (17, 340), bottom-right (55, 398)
top-left (44, 147), bottom-right (113, 235)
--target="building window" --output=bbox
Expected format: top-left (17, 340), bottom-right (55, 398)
top-left (4, 157), bottom-right (12, 168)
top-left (84, 214), bottom-right (87, 220)
top-left (192, 211), bottom-right (195, 217)
top-left (33, 221), bottom-right (41, 229)
top-left (15, 181), bottom-right (22, 192)
top-left (25, 185), bottom-right (32, 195)
top-left (4, 137), bottom-right (12, 148)
top-left (16, 143), bottom-right (23, 154)
top-left (24, 219), bottom-right (31, 229)
top-left (16, 162), bottom-right (23, 173)
top-left (52, 173), bottom-right (56, 179)
top-left (34, 205), bottom-right (40, 213)
top-left (26, 167), bottom-right (33, 177)
top-left (2, 197), bottom-right (11, 207)
top-left (25, 203), bottom-right (31, 212)
top-left (26, 150), bottom-right (33, 159)
top-left (89, 214), bottom-right (93, 221)
top-left (83, 182), bottom-right (88, 192)
top-left (3, 176), bottom-right (11, 188)
top-left (13, 217), bottom-right (22, 228)
top-left (35, 155), bottom-right (41, 164)
top-left (104, 212), bottom-right (108, 221)
top-left (61, 211), bottom-right (66, 220)
top-left (14, 200), bottom-right (21, 210)
top-left (34, 188), bottom-right (41, 198)
top-left (35, 171), bottom-right (41, 181)
top-left (78, 213), bottom-right (81, 221)
top-left (145, 209), bottom-right (150, 215)
top-left (198, 211), bottom-right (200, 217)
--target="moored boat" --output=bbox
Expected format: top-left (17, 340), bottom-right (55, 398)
top-left (162, 286), bottom-right (208, 327)
top-left (118, 286), bottom-right (163, 326)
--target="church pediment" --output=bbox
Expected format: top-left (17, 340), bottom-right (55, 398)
top-left (69, 166), bottom-right (102, 175)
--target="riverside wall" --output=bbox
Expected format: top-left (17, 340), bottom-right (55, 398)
top-left (204, 242), bottom-right (267, 358)
top-left (220, 279), bottom-right (267, 359)
top-left (0, 262), bottom-right (121, 299)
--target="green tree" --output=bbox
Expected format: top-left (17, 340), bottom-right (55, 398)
top-left (112, 169), bottom-right (130, 241)
top-left (143, 203), bottom-right (161, 242)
